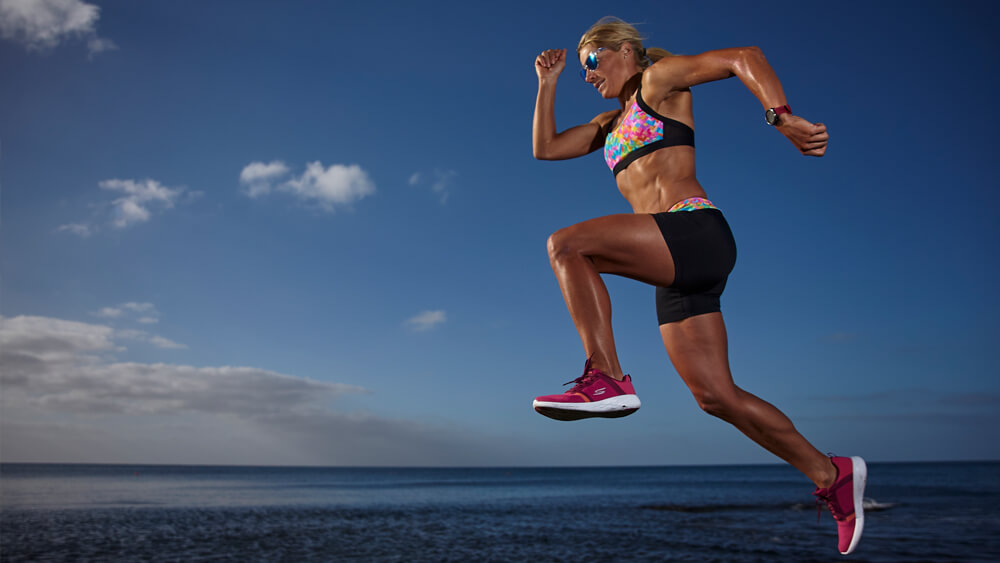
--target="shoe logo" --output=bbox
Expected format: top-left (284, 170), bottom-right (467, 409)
top-left (593, 387), bottom-right (607, 396)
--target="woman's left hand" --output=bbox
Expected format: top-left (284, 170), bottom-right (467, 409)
top-left (777, 115), bottom-right (829, 157)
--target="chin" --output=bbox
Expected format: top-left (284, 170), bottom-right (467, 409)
top-left (597, 82), bottom-right (617, 99)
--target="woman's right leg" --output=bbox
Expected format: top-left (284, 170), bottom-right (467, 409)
top-left (547, 213), bottom-right (677, 380)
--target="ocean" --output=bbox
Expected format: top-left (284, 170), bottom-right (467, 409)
top-left (1, 462), bottom-right (997, 561)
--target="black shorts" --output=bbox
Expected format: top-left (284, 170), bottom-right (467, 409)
top-left (652, 209), bottom-right (737, 325)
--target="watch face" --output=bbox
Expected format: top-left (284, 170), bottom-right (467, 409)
top-left (765, 108), bottom-right (777, 125)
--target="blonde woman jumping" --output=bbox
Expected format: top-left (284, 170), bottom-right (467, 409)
top-left (531, 17), bottom-right (866, 555)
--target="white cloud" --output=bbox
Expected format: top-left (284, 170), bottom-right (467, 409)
top-left (86, 35), bottom-right (115, 58)
top-left (241, 160), bottom-right (375, 212)
top-left (58, 179), bottom-right (189, 236)
top-left (239, 160), bottom-right (290, 198)
top-left (147, 335), bottom-right (184, 349)
top-left (94, 306), bottom-right (123, 319)
top-left (281, 161), bottom-right (375, 211)
top-left (405, 310), bottom-right (447, 332)
top-left (94, 301), bottom-right (159, 321)
top-left (116, 328), bottom-right (185, 350)
top-left (99, 178), bottom-right (183, 228)
top-left (0, 0), bottom-right (116, 56)
top-left (91, 302), bottom-right (180, 347)
top-left (56, 223), bottom-right (93, 237)
top-left (409, 168), bottom-right (457, 204)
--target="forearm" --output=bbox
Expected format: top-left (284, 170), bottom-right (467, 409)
top-left (731, 47), bottom-right (789, 110)
top-left (533, 79), bottom-right (559, 158)
top-left (731, 47), bottom-right (828, 156)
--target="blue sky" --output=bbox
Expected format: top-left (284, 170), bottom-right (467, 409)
top-left (1, 0), bottom-right (997, 467)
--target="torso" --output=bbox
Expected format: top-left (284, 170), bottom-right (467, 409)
top-left (603, 74), bottom-right (708, 214)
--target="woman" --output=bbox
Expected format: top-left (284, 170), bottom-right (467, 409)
top-left (530, 18), bottom-right (866, 555)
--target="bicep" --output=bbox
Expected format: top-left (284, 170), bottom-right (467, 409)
top-left (535, 112), bottom-right (615, 160)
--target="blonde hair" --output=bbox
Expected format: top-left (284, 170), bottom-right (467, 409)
top-left (577, 16), bottom-right (672, 69)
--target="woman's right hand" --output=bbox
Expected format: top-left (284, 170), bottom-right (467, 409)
top-left (535, 48), bottom-right (567, 81)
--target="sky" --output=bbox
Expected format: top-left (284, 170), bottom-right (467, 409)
top-left (1, 0), bottom-right (997, 468)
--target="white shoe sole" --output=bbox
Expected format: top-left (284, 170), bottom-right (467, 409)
top-left (533, 395), bottom-right (641, 421)
top-left (842, 456), bottom-right (868, 555)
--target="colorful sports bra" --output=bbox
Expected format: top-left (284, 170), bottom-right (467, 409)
top-left (604, 85), bottom-right (695, 176)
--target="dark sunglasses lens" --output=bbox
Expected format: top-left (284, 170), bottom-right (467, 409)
top-left (580, 52), bottom-right (599, 80)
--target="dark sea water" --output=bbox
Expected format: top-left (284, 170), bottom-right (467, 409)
top-left (1, 462), bottom-right (998, 562)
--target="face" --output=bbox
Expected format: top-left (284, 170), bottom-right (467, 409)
top-left (578, 44), bottom-right (633, 99)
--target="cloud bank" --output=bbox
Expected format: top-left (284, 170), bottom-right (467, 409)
top-left (240, 160), bottom-right (376, 212)
top-left (0, 314), bottom-right (509, 466)
top-left (0, 315), bottom-right (359, 417)
top-left (0, 0), bottom-right (117, 58)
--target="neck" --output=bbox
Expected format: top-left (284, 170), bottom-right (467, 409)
top-left (618, 72), bottom-right (643, 108)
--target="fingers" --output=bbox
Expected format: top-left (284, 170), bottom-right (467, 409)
top-left (811, 122), bottom-right (828, 137)
top-left (801, 143), bottom-right (827, 156)
top-left (808, 122), bottom-right (829, 156)
top-left (800, 137), bottom-right (828, 157)
top-left (782, 117), bottom-right (829, 156)
top-left (535, 48), bottom-right (565, 69)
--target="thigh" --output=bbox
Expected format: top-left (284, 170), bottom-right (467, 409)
top-left (659, 312), bottom-right (737, 394)
top-left (552, 214), bottom-right (676, 287)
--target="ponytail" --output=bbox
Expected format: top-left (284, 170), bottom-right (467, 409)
top-left (577, 17), bottom-right (673, 70)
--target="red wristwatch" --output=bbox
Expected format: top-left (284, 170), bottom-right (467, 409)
top-left (765, 105), bottom-right (792, 126)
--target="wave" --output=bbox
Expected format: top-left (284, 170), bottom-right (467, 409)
top-left (641, 497), bottom-right (898, 513)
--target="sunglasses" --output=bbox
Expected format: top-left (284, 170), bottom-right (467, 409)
top-left (579, 47), bottom-right (607, 80)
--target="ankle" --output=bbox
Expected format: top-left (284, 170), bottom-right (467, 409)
top-left (585, 357), bottom-right (623, 381)
top-left (593, 366), bottom-right (624, 381)
top-left (815, 459), bottom-right (838, 489)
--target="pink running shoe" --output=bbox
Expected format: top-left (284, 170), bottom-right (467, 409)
top-left (813, 455), bottom-right (867, 555)
top-left (532, 359), bottom-right (640, 421)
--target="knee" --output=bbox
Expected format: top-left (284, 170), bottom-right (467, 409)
top-left (547, 228), bottom-right (578, 265)
top-left (691, 386), bottom-right (741, 420)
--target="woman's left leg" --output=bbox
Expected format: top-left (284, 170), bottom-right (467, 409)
top-left (661, 312), bottom-right (837, 489)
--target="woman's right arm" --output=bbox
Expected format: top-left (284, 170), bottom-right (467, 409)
top-left (532, 48), bottom-right (611, 160)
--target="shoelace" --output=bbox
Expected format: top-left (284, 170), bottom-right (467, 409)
top-left (562, 359), bottom-right (601, 392)
top-left (563, 371), bottom-right (599, 392)
top-left (813, 490), bottom-right (846, 524)
top-left (813, 453), bottom-right (845, 524)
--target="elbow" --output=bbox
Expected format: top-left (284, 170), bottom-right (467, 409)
top-left (743, 45), bottom-right (765, 60)
top-left (735, 46), bottom-right (766, 72)
top-left (729, 47), bottom-right (767, 79)
top-left (533, 143), bottom-right (554, 160)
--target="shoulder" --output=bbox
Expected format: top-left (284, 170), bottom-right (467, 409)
top-left (640, 66), bottom-right (690, 109)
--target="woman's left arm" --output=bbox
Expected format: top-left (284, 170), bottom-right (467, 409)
top-left (644, 47), bottom-right (828, 157)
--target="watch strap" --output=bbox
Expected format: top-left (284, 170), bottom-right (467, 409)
top-left (765, 105), bottom-right (793, 126)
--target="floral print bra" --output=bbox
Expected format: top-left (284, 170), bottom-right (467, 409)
top-left (604, 85), bottom-right (695, 176)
